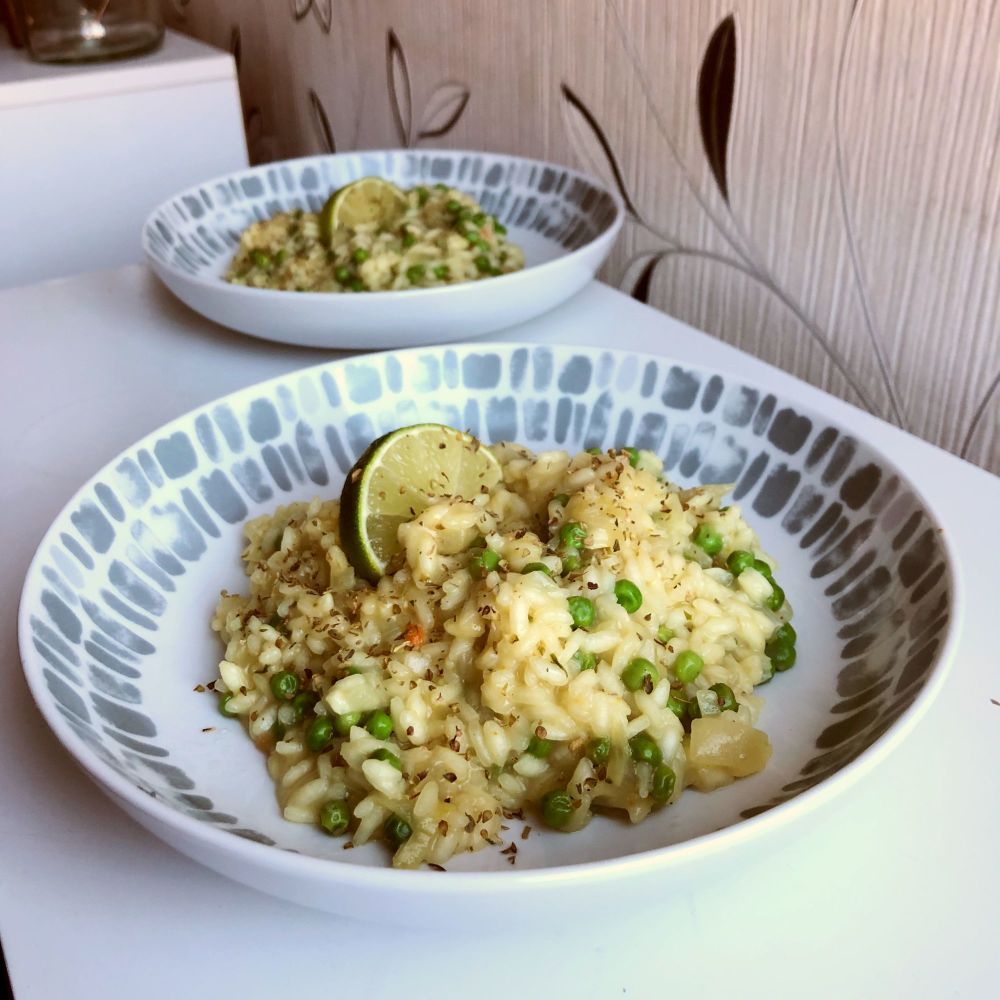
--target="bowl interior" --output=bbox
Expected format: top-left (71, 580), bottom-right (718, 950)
top-left (20, 345), bottom-right (954, 873)
top-left (142, 151), bottom-right (621, 283)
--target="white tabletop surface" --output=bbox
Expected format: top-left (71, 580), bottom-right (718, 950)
top-left (2, 266), bottom-right (997, 999)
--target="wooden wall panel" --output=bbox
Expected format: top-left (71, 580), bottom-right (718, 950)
top-left (168, 0), bottom-right (1000, 474)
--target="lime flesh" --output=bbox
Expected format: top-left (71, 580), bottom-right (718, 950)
top-left (320, 177), bottom-right (407, 244)
top-left (339, 424), bottom-right (502, 582)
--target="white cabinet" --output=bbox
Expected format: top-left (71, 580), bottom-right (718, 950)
top-left (0, 29), bottom-right (248, 288)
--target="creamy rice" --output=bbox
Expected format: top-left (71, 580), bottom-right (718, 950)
top-left (211, 445), bottom-right (791, 868)
top-left (225, 183), bottom-right (525, 292)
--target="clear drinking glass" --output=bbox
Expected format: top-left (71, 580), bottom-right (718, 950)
top-left (23, 1), bottom-right (164, 63)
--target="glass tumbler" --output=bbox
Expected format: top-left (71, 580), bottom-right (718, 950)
top-left (23, 1), bottom-right (164, 64)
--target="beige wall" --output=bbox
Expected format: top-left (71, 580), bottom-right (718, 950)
top-left (168, 1), bottom-right (1000, 474)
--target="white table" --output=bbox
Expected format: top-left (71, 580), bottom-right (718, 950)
top-left (2, 266), bottom-right (997, 999)
top-left (0, 30), bottom-right (247, 288)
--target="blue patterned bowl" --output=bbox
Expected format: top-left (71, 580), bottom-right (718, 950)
top-left (18, 344), bottom-right (957, 923)
top-left (142, 151), bottom-right (623, 348)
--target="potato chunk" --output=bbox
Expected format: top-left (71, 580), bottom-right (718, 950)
top-left (687, 715), bottom-right (772, 790)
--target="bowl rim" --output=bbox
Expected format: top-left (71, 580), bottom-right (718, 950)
top-left (17, 341), bottom-right (962, 893)
top-left (140, 148), bottom-right (626, 305)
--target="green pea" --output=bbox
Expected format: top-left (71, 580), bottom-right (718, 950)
top-left (334, 711), bottom-right (362, 736)
top-left (402, 229), bottom-right (417, 248)
top-left (727, 550), bottom-right (755, 576)
top-left (673, 649), bottom-right (704, 684)
top-left (349, 278), bottom-right (366, 292)
top-left (319, 800), bottom-right (350, 836)
top-left (366, 710), bottom-right (394, 740)
top-left (667, 694), bottom-right (689, 721)
top-left (651, 763), bottom-right (676, 803)
top-left (541, 789), bottom-right (574, 829)
top-left (384, 815), bottom-right (412, 847)
top-left (553, 493), bottom-right (569, 506)
top-left (614, 579), bottom-right (643, 614)
top-left (623, 446), bottom-right (640, 467)
top-left (656, 625), bottom-right (675, 644)
top-left (371, 748), bottom-right (402, 770)
top-left (269, 671), bottom-right (299, 701)
top-left (416, 186), bottom-right (430, 206)
top-left (674, 649), bottom-right (705, 684)
top-left (573, 650), bottom-right (597, 671)
top-left (433, 264), bottom-right (450, 280)
top-left (587, 736), bottom-right (611, 765)
top-left (765, 582), bottom-right (786, 612)
top-left (291, 691), bottom-right (318, 722)
top-left (406, 264), bottom-right (425, 283)
top-left (434, 182), bottom-right (448, 191)
top-left (250, 249), bottom-right (272, 269)
top-left (753, 558), bottom-right (774, 579)
top-left (334, 265), bottom-right (351, 283)
top-left (522, 562), bottom-right (552, 576)
top-left (470, 547), bottom-right (500, 578)
top-left (493, 217), bottom-right (507, 235)
top-left (622, 657), bottom-right (657, 692)
top-left (352, 247), bottom-right (369, 264)
top-left (274, 248), bottom-right (287, 265)
top-left (586, 447), bottom-right (603, 456)
top-left (218, 692), bottom-right (238, 718)
top-left (567, 596), bottom-right (595, 630)
top-left (693, 523), bottom-right (723, 556)
top-left (710, 682), bottom-right (738, 712)
top-left (773, 622), bottom-right (797, 646)
top-left (768, 642), bottom-right (797, 672)
top-left (271, 718), bottom-right (287, 741)
top-left (305, 715), bottom-right (334, 752)
top-left (445, 199), bottom-right (462, 213)
top-left (560, 551), bottom-right (581, 574)
top-left (559, 522), bottom-right (587, 549)
top-left (472, 211), bottom-right (487, 226)
top-left (628, 732), bottom-right (662, 766)
top-left (474, 254), bottom-right (492, 273)
top-left (527, 735), bottom-right (553, 758)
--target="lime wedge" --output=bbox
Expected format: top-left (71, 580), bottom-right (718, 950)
top-left (339, 424), bottom-right (503, 582)
top-left (319, 177), bottom-right (407, 244)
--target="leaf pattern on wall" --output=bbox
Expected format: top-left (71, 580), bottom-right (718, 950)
top-left (308, 89), bottom-right (336, 154)
top-left (386, 28), bottom-right (413, 146)
top-left (697, 14), bottom-right (736, 204)
top-left (627, 253), bottom-right (662, 303)
top-left (560, 83), bottom-right (641, 220)
top-left (291, 0), bottom-right (331, 35)
top-left (385, 29), bottom-right (470, 148)
top-left (418, 82), bottom-right (470, 140)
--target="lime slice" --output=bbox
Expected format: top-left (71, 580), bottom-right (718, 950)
top-left (319, 177), bottom-right (407, 244)
top-left (339, 424), bottom-right (503, 582)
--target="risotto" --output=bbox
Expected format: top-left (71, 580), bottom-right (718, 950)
top-left (211, 443), bottom-right (797, 868)
top-left (225, 182), bottom-right (525, 292)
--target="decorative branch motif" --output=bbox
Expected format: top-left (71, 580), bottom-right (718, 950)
top-left (961, 368), bottom-right (1000, 460)
top-left (565, 8), bottom-right (881, 415)
top-left (385, 28), bottom-right (470, 148)
top-left (697, 15), bottom-right (736, 204)
top-left (834, 0), bottom-right (906, 428)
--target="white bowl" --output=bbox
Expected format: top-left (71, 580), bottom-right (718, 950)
top-left (19, 344), bottom-right (958, 924)
top-left (142, 150), bottom-right (623, 349)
